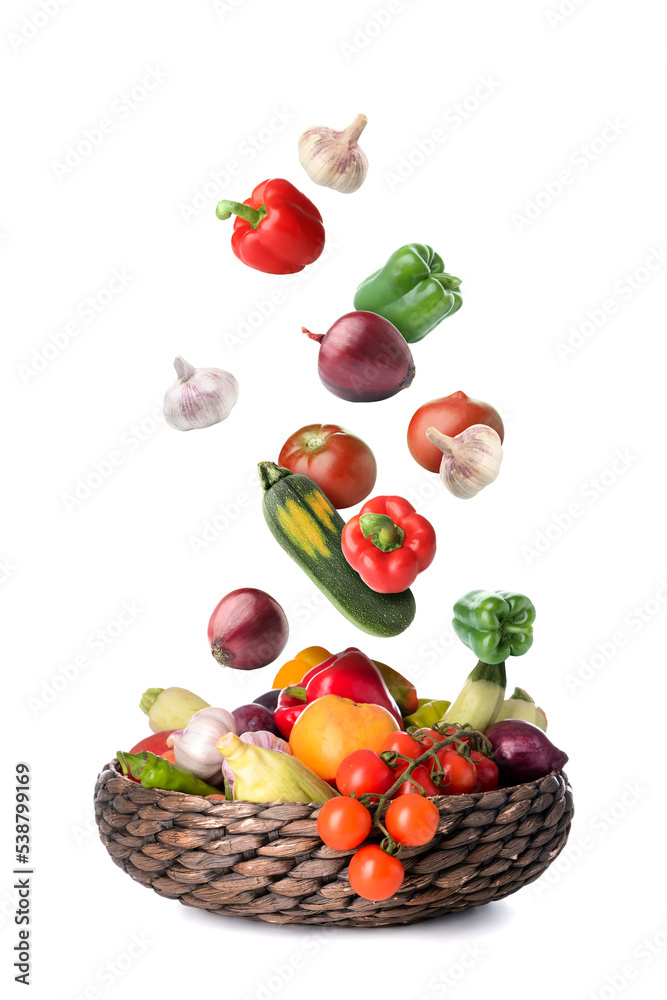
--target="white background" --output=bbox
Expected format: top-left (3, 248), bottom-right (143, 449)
top-left (3, 1), bottom-right (666, 998)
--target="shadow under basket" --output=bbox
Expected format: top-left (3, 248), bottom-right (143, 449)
top-left (94, 760), bottom-right (573, 927)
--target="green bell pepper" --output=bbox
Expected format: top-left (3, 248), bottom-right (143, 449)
top-left (353, 243), bottom-right (462, 343)
top-left (452, 590), bottom-right (536, 665)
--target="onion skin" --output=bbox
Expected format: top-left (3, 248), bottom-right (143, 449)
top-left (304, 311), bottom-right (415, 402)
top-left (208, 588), bottom-right (289, 670)
top-left (484, 719), bottom-right (568, 785)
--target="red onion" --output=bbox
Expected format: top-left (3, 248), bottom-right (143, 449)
top-left (303, 311), bottom-right (415, 402)
top-left (208, 588), bottom-right (289, 670)
top-left (484, 719), bottom-right (568, 785)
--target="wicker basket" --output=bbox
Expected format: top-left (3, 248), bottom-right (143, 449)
top-left (94, 759), bottom-right (573, 927)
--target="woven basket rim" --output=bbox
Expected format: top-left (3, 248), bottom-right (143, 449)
top-left (100, 756), bottom-right (568, 806)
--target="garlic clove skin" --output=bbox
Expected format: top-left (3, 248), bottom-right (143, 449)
top-left (425, 424), bottom-right (503, 499)
top-left (163, 356), bottom-right (239, 431)
top-left (168, 706), bottom-right (237, 784)
top-left (298, 114), bottom-right (368, 194)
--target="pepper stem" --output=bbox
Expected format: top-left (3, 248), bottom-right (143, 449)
top-left (215, 199), bottom-right (267, 228)
top-left (359, 513), bottom-right (405, 552)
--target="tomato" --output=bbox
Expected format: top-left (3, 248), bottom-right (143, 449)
top-left (386, 794), bottom-right (440, 847)
top-left (407, 391), bottom-right (505, 473)
top-left (396, 763), bottom-right (440, 797)
top-left (317, 796), bottom-right (372, 850)
top-left (348, 845), bottom-right (405, 901)
top-left (381, 732), bottom-right (424, 760)
top-left (410, 728), bottom-right (442, 751)
top-left (129, 731), bottom-right (175, 755)
top-left (336, 749), bottom-right (395, 798)
top-left (432, 749), bottom-right (478, 795)
top-left (278, 424), bottom-right (377, 509)
top-left (470, 751), bottom-right (499, 792)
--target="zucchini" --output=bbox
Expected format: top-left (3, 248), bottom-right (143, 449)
top-left (259, 462), bottom-right (415, 638)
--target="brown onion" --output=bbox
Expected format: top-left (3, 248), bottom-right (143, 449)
top-left (208, 588), bottom-right (289, 670)
top-left (304, 311), bottom-right (415, 402)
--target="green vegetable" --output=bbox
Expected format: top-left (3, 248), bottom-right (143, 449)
top-left (440, 660), bottom-right (506, 731)
top-left (139, 686), bottom-right (209, 733)
top-left (117, 750), bottom-right (221, 796)
top-left (496, 687), bottom-right (547, 731)
top-left (353, 243), bottom-right (462, 344)
top-left (258, 462), bottom-right (415, 637)
top-left (452, 590), bottom-right (536, 665)
top-left (403, 698), bottom-right (451, 729)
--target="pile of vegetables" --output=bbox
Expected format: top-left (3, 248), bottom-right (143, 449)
top-left (108, 112), bottom-right (571, 910)
top-left (118, 589), bottom-right (567, 902)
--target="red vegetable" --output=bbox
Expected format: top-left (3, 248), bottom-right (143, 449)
top-left (208, 588), bottom-right (289, 670)
top-left (341, 495), bottom-right (436, 593)
top-left (317, 797), bottom-right (372, 851)
top-left (298, 647), bottom-right (403, 726)
top-left (273, 687), bottom-right (307, 739)
top-left (470, 750), bottom-right (499, 792)
top-left (385, 794), bottom-right (439, 847)
top-left (336, 749), bottom-right (395, 799)
top-left (304, 311), bottom-right (415, 403)
top-left (408, 391), bottom-right (504, 473)
top-left (484, 719), bottom-right (568, 785)
top-left (278, 424), bottom-right (377, 509)
top-left (348, 845), bottom-right (405, 900)
top-left (215, 178), bottom-right (325, 274)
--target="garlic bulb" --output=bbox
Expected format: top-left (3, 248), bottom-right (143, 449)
top-left (298, 114), bottom-right (368, 194)
top-left (425, 424), bottom-right (503, 499)
top-left (168, 706), bottom-right (237, 784)
top-left (163, 357), bottom-right (238, 431)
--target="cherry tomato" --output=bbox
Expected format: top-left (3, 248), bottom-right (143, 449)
top-left (278, 424), bottom-right (377, 509)
top-left (317, 797), bottom-right (372, 850)
top-left (396, 763), bottom-right (440, 797)
top-left (432, 749), bottom-right (477, 795)
top-left (410, 728), bottom-right (442, 751)
top-left (386, 794), bottom-right (440, 847)
top-left (470, 751), bottom-right (499, 792)
top-left (408, 392), bottom-right (504, 473)
top-left (381, 732), bottom-right (424, 760)
top-left (336, 749), bottom-right (395, 798)
top-left (348, 845), bottom-right (405, 901)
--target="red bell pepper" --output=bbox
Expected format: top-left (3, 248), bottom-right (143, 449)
top-left (341, 496), bottom-right (436, 593)
top-left (274, 687), bottom-right (308, 739)
top-left (215, 178), bottom-right (325, 274)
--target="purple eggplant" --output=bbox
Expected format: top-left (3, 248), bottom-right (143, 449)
top-left (484, 719), bottom-right (568, 785)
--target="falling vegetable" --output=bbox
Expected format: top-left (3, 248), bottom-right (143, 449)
top-left (304, 311), bottom-right (415, 402)
top-left (353, 243), bottom-right (462, 343)
top-left (426, 424), bottom-right (503, 499)
top-left (140, 687), bottom-right (210, 733)
top-left (163, 357), bottom-right (238, 432)
top-left (215, 178), bottom-right (325, 274)
top-left (341, 496), bottom-right (437, 593)
top-left (452, 590), bottom-right (536, 664)
top-left (208, 588), bottom-right (289, 671)
top-left (298, 113), bottom-right (369, 193)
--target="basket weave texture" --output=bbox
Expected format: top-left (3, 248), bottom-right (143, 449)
top-left (94, 759), bottom-right (573, 927)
